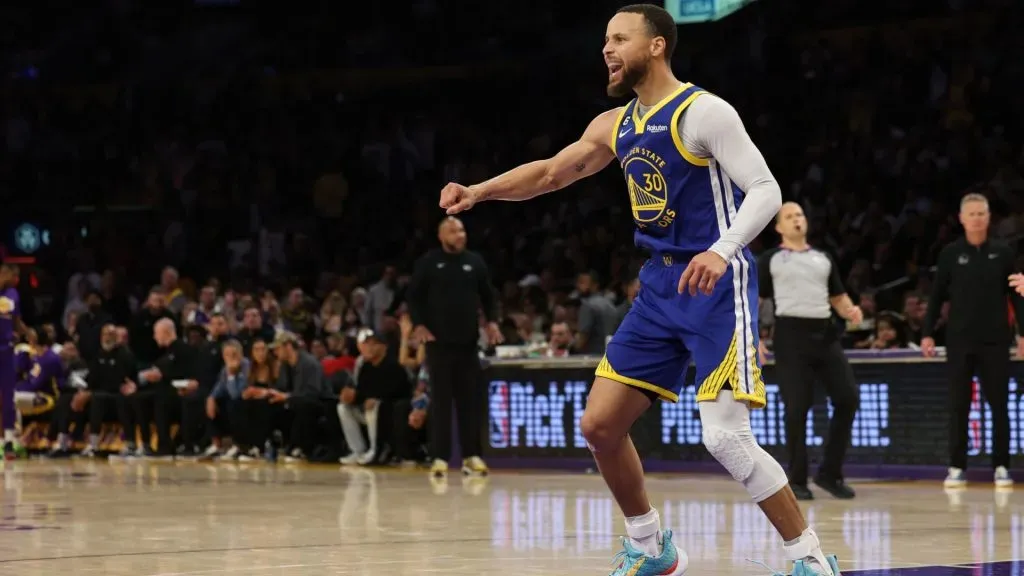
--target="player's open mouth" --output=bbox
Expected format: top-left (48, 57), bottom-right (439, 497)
top-left (608, 62), bottom-right (623, 81)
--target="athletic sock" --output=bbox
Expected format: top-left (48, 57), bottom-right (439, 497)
top-left (625, 507), bottom-right (662, 557)
top-left (783, 528), bottom-right (834, 576)
top-left (3, 429), bottom-right (14, 444)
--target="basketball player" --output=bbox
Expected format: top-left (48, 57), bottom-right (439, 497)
top-left (0, 263), bottom-right (25, 461)
top-left (439, 5), bottom-right (839, 576)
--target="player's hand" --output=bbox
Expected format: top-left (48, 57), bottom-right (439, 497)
top-left (846, 305), bottom-right (864, 325)
top-left (205, 396), bottom-right (217, 420)
top-left (121, 379), bottom-right (137, 396)
top-left (679, 251), bottom-right (728, 296)
top-left (1016, 336), bottom-right (1024, 360)
top-left (921, 337), bottom-right (936, 358)
top-left (440, 182), bottom-right (482, 215)
top-left (1009, 273), bottom-right (1024, 296)
top-left (757, 340), bottom-right (769, 366)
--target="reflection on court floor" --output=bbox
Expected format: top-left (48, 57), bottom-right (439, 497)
top-left (0, 461), bottom-right (1020, 575)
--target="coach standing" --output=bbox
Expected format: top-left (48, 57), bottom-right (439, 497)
top-left (758, 202), bottom-right (862, 501)
top-left (407, 217), bottom-right (502, 478)
top-left (922, 192), bottom-right (1024, 489)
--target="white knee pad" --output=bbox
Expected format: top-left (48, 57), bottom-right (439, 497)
top-left (700, 391), bottom-right (788, 503)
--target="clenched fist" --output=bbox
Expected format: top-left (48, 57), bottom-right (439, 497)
top-left (439, 182), bottom-right (482, 215)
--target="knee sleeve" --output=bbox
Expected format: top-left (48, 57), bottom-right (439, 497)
top-left (700, 391), bottom-right (788, 503)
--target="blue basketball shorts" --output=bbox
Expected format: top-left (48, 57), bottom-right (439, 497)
top-left (596, 251), bottom-right (766, 408)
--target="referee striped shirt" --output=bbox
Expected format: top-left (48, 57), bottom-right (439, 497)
top-left (758, 246), bottom-right (845, 319)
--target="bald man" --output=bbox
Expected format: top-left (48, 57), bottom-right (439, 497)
top-left (406, 217), bottom-right (501, 478)
top-left (758, 202), bottom-right (862, 501)
top-left (133, 318), bottom-right (201, 458)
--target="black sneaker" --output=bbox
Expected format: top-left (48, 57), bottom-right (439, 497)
top-left (791, 483), bottom-right (814, 501)
top-left (814, 475), bottom-right (856, 499)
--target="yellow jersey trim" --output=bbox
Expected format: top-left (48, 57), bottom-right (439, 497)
top-left (18, 392), bottom-right (56, 416)
top-left (611, 105), bottom-right (630, 157)
top-left (631, 82), bottom-right (692, 135)
top-left (694, 331), bottom-right (767, 409)
top-left (670, 90), bottom-right (711, 167)
top-left (595, 356), bottom-right (679, 403)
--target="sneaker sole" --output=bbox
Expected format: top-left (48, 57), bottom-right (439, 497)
top-left (995, 480), bottom-right (1014, 489)
top-left (943, 479), bottom-right (967, 489)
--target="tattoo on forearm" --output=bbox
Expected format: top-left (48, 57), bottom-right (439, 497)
top-left (575, 162), bottom-right (586, 172)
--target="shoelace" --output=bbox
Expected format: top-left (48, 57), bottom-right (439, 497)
top-left (748, 559), bottom-right (785, 576)
top-left (608, 540), bottom-right (639, 575)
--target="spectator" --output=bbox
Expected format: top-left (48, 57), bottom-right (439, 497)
top-left (901, 292), bottom-right (926, 345)
top-left (281, 287), bottom-right (314, 340)
top-left (269, 331), bottom-right (333, 463)
top-left (321, 333), bottom-right (357, 376)
top-left (130, 288), bottom-right (177, 369)
top-left (161, 267), bottom-right (188, 315)
top-left (187, 286), bottom-right (220, 326)
top-left (365, 265), bottom-right (397, 332)
top-left (205, 340), bottom-right (259, 460)
top-left (51, 325), bottom-right (136, 457)
top-left (546, 321), bottom-right (574, 358)
top-left (869, 314), bottom-right (907, 350)
top-left (573, 271), bottom-right (618, 356)
top-left (75, 290), bottom-right (112, 362)
top-left (237, 305), bottom-right (276, 355)
top-left (392, 364), bottom-right (430, 465)
top-left (338, 329), bottom-right (409, 465)
top-left (397, 315), bottom-right (425, 371)
top-left (133, 318), bottom-right (199, 458)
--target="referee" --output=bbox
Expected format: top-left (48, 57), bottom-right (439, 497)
top-left (758, 202), bottom-right (862, 501)
top-left (922, 192), bottom-right (1024, 489)
top-left (407, 217), bottom-right (502, 478)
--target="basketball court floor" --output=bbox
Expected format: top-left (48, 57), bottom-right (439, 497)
top-left (0, 460), bottom-right (1020, 575)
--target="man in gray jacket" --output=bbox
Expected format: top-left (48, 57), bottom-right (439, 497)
top-left (270, 331), bottom-right (332, 463)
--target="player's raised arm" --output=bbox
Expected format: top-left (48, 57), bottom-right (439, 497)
top-left (439, 108), bottom-right (620, 214)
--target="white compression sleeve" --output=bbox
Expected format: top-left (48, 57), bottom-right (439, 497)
top-left (679, 95), bottom-right (782, 262)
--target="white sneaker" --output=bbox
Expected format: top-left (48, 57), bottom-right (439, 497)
top-left (994, 466), bottom-right (1014, 489)
top-left (221, 446), bottom-right (239, 460)
top-left (339, 453), bottom-right (361, 465)
top-left (944, 467), bottom-right (967, 488)
top-left (202, 445), bottom-right (221, 459)
top-left (356, 450), bottom-right (376, 466)
top-left (282, 448), bottom-right (305, 463)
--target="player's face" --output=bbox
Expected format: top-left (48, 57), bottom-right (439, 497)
top-left (604, 13), bottom-right (655, 98)
top-left (775, 204), bottom-right (807, 239)
top-left (959, 200), bottom-right (990, 234)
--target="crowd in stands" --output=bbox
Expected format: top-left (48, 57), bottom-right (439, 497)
top-left (2, 0), bottom-right (1023, 458)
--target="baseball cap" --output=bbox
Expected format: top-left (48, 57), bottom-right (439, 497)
top-left (356, 328), bottom-right (385, 345)
top-left (269, 331), bottom-right (300, 348)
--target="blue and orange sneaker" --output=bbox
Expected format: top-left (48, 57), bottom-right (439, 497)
top-left (609, 529), bottom-right (688, 576)
top-left (752, 554), bottom-right (841, 576)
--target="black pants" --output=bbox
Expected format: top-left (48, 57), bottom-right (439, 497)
top-left (275, 395), bottom-right (323, 454)
top-left (133, 385), bottom-right (180, 455)
top-left (179, 393), bottom-right (206, 449)
top-left (209, 398), bottom-right (273, 450)
top-left (773, 317), bottom-right (859, 485)
top-left (426, 344), bottom-right (482, 461)
top-left (393, 398), bottom-right (429, 460)
top-left (52, 391), bottom-right (130, 443)
top-left (947, 342), bottom-right (1010, 470)
top-left (51, 393), bottom-right (85, 438)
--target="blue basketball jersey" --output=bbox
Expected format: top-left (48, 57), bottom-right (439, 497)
top-left (599, 82), bottom-right (766, 408)
top-left (612, 82), bottom-right (743, 257)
